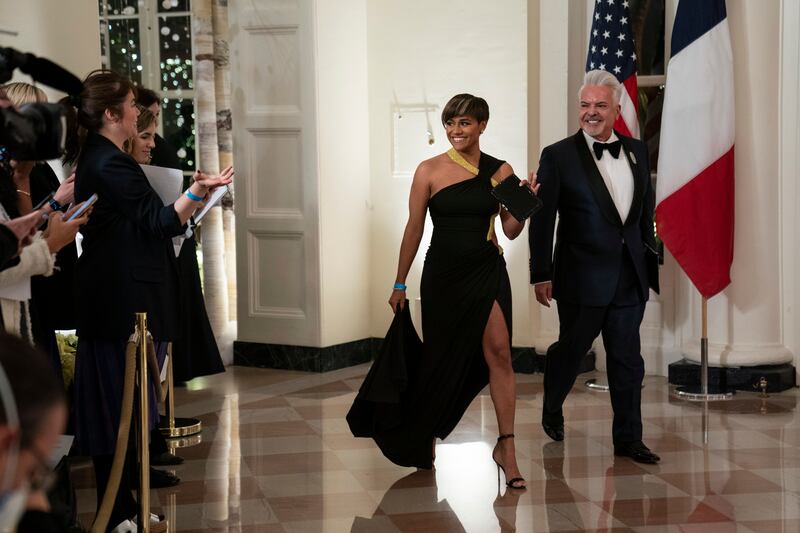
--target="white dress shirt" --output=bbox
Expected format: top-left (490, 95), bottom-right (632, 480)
top-left (582, 130), bottom-right (634, 224)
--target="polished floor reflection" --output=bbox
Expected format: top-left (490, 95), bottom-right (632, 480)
top-left (72, 365), bottom-right (800, 532)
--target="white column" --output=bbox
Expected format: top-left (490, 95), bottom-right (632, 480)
top-left (529, 0), bottom-right (571, 353)
top-left (315, 0), bottom-right (372, 346)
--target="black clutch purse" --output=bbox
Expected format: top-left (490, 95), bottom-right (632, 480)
top-left (490, 173), bottom-right (542, 222)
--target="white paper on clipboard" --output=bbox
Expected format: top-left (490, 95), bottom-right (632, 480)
top-left (141, 164), bottom-right (183, 204)
top-left (193, 185), bottom-right (228, 223)
top-left (141, 164), bottom-right (186, 257)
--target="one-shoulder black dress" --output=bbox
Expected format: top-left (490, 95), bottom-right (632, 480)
top-left (378, 153), bottom-right (513, 469)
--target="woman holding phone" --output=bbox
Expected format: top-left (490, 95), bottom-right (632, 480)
top-left (62, 70), bottom-right (232, 532)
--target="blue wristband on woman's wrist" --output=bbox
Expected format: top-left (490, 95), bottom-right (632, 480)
top-left (393, 282), bottom-right (407, 291)
top-left (185, 189), bottom-right (203, 202)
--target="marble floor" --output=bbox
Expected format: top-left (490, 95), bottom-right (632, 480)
top-left (71, 365), bottom-right (800, 532)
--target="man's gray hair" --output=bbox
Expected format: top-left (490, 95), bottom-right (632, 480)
top-left (579, 70), bottom-right (623, 106)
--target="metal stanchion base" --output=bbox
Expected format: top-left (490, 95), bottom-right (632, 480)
top-left (167, 432), bottom-right (202, 449)
top-left (672, 385), bottom-right (734, 402)
top-left (584, 378), bottom-right (610, 391)
top-left (159, 417), bottom-right (202, 438)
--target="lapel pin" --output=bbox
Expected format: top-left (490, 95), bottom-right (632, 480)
top-left (630, 152), bottom-right (637, 165)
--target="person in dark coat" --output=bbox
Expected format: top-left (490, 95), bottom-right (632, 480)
top-left (135, 87), bottom-right (225, 383)
top-left (62, 70), bottom-right (231, 532)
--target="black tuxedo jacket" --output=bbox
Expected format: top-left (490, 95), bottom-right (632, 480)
top-left (529, 129), bottom-right (659, 307)
top-left (74, 133), bottom-right (186, 340)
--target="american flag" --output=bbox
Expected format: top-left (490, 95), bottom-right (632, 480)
top-left (586, 0), bottom-right (640, 138)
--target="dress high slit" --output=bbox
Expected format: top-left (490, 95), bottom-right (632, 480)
top-left (376, 153), bottom-right (512, 469)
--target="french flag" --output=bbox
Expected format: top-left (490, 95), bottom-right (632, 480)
top-left (655, 0), bottom-right (735, 298)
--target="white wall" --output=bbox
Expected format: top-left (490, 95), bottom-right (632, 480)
top-left (780, 0), bottom-right (800, 376)
top-left (367, 0), bottom-right (529, 342)
top-left (315, 0), bottom-right (372, 346)
top-left (0, 0), bottom-right (100, 98)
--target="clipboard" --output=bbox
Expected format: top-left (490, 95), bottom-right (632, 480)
top-left (193, 185), bottom-right (229, 223)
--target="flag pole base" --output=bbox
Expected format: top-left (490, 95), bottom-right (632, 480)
top-left (584, 376), bottom-right (643, 391)
top-left (584, 378), bottom-right (610, 391)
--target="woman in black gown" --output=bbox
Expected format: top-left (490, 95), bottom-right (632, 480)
top-left (388, 94), bottom-right (537, 488)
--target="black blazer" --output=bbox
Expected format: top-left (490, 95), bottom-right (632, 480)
top-left (74, 133), bottom-right (185, 340)
top-left (30, 163), bottom-right (78, 331)
top-left (529, 130), bottom-right (659, 307)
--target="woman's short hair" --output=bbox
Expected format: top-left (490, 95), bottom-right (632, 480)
top-left (1, 82), bottom-right (47, 106)
top-left (0, 334), bottom-right (65, 449)
top-left (441, 94), bottom-right (490, 125)
top-left (61, 69), bottom-right (137, 165)
top-left (579, 69), bottom-right (623, 105)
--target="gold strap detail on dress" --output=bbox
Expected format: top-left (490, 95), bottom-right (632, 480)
top-left (447, 148), bottom-right (479, 175)
top-left (487, 205), bottom-right (504, 254)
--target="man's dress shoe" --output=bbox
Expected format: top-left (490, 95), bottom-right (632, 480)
top-left (542, 422), bottom-right (564, 442)
top-left (613, 441), bottom-right (660, 464)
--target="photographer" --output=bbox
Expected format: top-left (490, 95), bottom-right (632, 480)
top-left (0, 83), bottom-right (85, 345)
top-left (0, 86), bottom-right (67, 273)
top-left (0, 333), bottom-right (68, 533)
top-left (0, 49), bottom-right (89, 275)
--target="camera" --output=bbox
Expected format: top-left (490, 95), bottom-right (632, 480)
top-left (0, 47), bottom-right (83, 161)
top-left (0, 102), bottom-right (66, 161)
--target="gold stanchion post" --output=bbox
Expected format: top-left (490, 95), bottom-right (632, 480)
top-left (159, 342), bottom-right (202, 439)
top-left (136, 313), bottom-right (151, 533)
top-left (167, 343), bottom-right (175, 434)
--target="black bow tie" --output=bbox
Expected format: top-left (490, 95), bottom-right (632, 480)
top-left (592, 140), bottom-right (622, 160)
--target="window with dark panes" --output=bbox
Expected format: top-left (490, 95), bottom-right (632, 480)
top-left (629, 0), bottom-right (667, 173)
top-left (99, 0), bottom-right (196, 174)
top-left (629, 0), bottom-right (669, 259)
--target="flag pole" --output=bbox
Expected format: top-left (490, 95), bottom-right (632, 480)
top-left (702, 296), bottom-right (708, 395)
top-left (675, 293), bottom-right (733, 402)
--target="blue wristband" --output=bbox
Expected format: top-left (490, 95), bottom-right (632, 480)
top-left (185, 189), bottom-right (204, 202)
top-left (393, 282), bottom-right (407, 291)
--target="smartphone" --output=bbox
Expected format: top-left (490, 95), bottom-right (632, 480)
top-left (67, 193), bottom-right (98, 222)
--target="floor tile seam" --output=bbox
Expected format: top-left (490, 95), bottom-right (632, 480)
top-left (173, 365), bottom-right (372, 416)
top-left (551, 499), bottom-right (628, 530)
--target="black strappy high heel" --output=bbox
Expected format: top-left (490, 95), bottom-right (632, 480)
top-left (493, 433), bottom-right (526, 489)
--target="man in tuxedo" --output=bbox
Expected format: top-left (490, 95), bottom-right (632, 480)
top-left (529, 70), bottom-right (660, 464)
